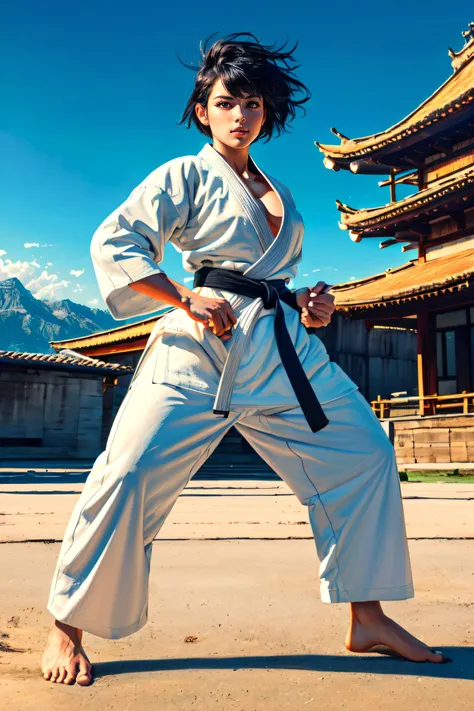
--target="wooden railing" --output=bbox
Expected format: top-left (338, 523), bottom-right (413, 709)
top-left (371, 391), bottom-right (474, 418)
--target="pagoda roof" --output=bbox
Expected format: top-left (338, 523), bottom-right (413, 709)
top-left (450, 24), bottom-right (474, 72)
top-left (50, 311), bottom-right (173, 351)
top-left (332, 247), bottom-right (474, 312)
top-left (338, 165), bottom-right (474, 239)
top-left (316, 32), bottom-right (474, 171)
top-left (0, 350), bottom-right (134, 375)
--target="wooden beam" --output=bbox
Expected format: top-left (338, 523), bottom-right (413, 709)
top-left (379, 239), bottom-right (399, 249)
top-left (394, 230), bottom-right (422, 241)
top-left (378, 170), bottom-right (419, 188)
top-left (447, 210), bottom-right (467, 230)
top-left (408, 223), bottom-right (431, 236)
top-left (418, 168), bottom-right (424, 190)
top-left (401, 242), bottom-right (419, 252)
top-left (349, 160), bottom-right (397, 175)
top-left (403, 156), bottom-right (426, 169)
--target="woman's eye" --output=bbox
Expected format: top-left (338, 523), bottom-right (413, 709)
top-left (215, 100), bottom-right (261, 109)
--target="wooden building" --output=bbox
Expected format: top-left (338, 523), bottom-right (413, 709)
top-left (316, 25), bottom-right (474, 463)
top-left (0, 350), bottom-right (133, 460)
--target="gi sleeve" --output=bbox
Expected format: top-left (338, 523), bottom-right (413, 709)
top-left (91, 157), bottom-right (195, 320)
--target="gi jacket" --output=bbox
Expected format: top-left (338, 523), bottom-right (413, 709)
top-left (91, 142), bottom-right (358, 413)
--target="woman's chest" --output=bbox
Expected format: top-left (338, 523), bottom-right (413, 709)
top-left (176, 169), bottom-right (303, 259)
top-left (240, 173), bottom-right (283, 239)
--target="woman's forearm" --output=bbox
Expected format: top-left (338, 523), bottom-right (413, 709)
top-left (129, 273), bottom-right (197, 310)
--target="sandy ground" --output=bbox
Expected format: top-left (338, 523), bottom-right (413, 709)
top-left (1, 479), bottom-right (473, 710)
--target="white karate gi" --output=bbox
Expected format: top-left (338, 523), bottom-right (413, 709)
top-left (46, 142), bottom-right (414, 638)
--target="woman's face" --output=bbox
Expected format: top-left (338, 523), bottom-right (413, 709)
top-left (195, 77), bottom-right (266, 148)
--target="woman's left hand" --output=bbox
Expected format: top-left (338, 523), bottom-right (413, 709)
top-left (295, 281), bottom-right (335, 328)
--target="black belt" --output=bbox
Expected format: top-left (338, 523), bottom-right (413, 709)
top-left (193, 266), bottom-right (329, 433)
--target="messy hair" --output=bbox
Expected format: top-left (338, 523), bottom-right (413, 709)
top-left (177, 32), bottom-right (311, 143)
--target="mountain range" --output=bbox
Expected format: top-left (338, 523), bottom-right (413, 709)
top-left (0, 277), bottom-right (124, 353)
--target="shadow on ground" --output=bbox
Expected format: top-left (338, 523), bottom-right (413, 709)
top-left (92, 648), bottom-right (472, 682)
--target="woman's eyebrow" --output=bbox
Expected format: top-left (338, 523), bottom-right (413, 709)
top-left (214, 94), bottom-right (260, 100)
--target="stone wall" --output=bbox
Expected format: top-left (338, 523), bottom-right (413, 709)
top-left (385, 415), bottom-right (474, 464)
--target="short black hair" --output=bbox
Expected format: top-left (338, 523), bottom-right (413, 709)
top-left (177, 32), bottom-right (311, 143)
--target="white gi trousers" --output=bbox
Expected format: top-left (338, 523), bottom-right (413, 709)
top-left (46, 348), bottom-right (414, 640)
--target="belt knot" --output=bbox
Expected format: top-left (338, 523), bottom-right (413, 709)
top-left (261, 280), bottom-right (279, 310)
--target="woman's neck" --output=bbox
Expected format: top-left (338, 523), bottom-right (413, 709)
top-left (210, 139), bottom-right (250, 178)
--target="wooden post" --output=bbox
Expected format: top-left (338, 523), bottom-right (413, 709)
top-left (417, 313), bottom-right (429, 416)
top-left (389, 169), bottom-right (397, 203)
top-left (417, 354), bottom-right (425, 415)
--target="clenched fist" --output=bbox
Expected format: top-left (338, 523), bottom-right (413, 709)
top-left (295, 281), bottom-right (335, 329)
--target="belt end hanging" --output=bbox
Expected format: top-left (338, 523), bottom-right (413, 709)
top-left (213, 409), bottom-right (230, 419)
top-left (309, 414), bottom-right (330, 433)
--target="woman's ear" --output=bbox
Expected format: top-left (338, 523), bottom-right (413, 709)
top-left (195, 103), bottom-right (209, 127)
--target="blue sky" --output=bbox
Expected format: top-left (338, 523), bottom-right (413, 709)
top-left (0, 0), bottom-right (471, 313)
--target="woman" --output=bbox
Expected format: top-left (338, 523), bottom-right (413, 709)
top-left (41, 32), bottom-right (445, 686)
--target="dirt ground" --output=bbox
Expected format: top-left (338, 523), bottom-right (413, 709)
top-left (1, 479), bottom-right (473, 710)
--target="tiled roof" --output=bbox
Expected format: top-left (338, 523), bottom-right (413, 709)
top-left (0, 350), bottom-right (134, 375)
top-left (338, 165), bottom-right (474, 233)
top-left (332, 247), bottom-right (474, 310)
top-left (316, 41), bottom-right (474, 165)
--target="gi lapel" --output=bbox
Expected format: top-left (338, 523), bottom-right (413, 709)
top-left (196, 143), bottom-right (296, 417)
top-left (198, 143), bottom-right (292, 278)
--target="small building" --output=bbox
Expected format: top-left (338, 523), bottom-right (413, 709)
top-left (0, 350), bottom-right (133, 460)
top-left (316, 25), bottom-right (474, 463)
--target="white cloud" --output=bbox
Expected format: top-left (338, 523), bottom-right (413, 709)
top-left (46, 262), bottom-right (52, 266)
top-left (0, 258), bottom-right (37, 283)
top-left (0, 259), bottom-right (71, 302)
top-left (70, 269), bottom-right (85, 278)
top-left (25, 267), bottom-right (70, 300)
top-left (350, 276), bottom-right (355, 280)
top-left (303, 273), bottom-right (309, 277)
top-left (88, 299), bottom-right (98, 306)
top-left (24, 242), bottom-right (55, 248)
top-left (33, 279), bottom-right (70, 300)
top-left (0, 249), bottom-right (6, 257)
top-left (183, 277), bottom-right (193, 283)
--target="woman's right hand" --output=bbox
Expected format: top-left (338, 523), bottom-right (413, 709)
top-left (180, 293), bottom-right (238, 341)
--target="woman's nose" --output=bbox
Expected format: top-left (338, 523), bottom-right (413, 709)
top-left (232, 106), bottom-right (246, 121)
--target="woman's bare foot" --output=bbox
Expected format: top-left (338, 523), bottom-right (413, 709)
top-left (41, 620), bottom-right (93, 685)
top-left (345, 601), bottom-right (445, 663)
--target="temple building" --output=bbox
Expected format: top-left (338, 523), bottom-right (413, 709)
top-left (316, 25), bottom-right (474, 463)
